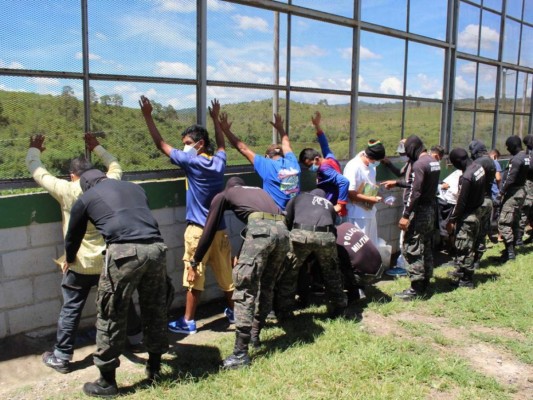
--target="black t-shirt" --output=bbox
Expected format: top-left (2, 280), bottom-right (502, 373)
top-left (403, 154), bottom-right (441, 217)
top-left (336, 223), bottom-right (381, 274)
top-left (473, 155), bottom-right (496, 197)
top-left (285, 192), bottom-right (337, 230)
top-left (502, 150), bottom-right (529, 195)
top-left (449, 162), bottom-right (486, 223)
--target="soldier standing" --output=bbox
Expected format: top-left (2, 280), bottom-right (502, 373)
top-left (517, 135), bottom-right (533, 245)
top-left (190, 177), bottom-right (289, 370)
top-left (498, 135), bottom-right (529, 261)
top-left (446, 148), bottom-right (486, 288)
top-left (395, 135), bottom-right (441, 300)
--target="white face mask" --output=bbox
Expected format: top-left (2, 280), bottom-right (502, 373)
top-left (370, 161), bottom-right (380, 168)
top-left (183, 141), bottom-right (198, 156)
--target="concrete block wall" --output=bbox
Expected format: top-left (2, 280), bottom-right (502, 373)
top-left (0, 202), bottom-right (396, 340)
top-left (0, 207), bottom-right (245, 339)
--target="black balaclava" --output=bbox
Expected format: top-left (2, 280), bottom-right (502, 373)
top-left (505, 135), bottom-right (522, 156)
top-left (404, 135), bottom-right (425, 161)
top-left (523, 134), bottom-right (533, 152)
top-left (79, 169), bottom-right (107, 192)
top-left (468, 139), bottom-right (487, 160)
top-left (226, 176), bottom-right (245, 189)
top-left (449, 148), bottom-right (471, 172)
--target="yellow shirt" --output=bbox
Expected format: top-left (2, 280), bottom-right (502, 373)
top-left (25, 146), bottom-right (122, 275)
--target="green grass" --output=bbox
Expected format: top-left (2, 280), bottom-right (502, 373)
top-left (45, 242), bottom-right (533, 399)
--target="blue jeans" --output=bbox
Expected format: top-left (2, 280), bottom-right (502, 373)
top-left (54, 270), bottom-right (99, 361)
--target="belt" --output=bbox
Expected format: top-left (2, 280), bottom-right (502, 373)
top-left (113, 238), bottom-right (163, 245)
top-left (187, 221), bottom-right (204, 228)
top-left (248, 212), bottom-right (285, 222)
top-left (293, 223), bottom-right (333, 232)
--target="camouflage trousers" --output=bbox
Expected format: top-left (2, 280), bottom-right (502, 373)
top-left (275, 230), bottom-right (347, 312)
top-left (498, 187), bottom-right (526, 245)
top-left (402, 204), bottom-right (435, 283)
top-left (476, 197), bottom-right (493, 251)
top-left (455, 212), bottom-right (481, 272)
top-left (94, 241), bottom-right (168, 372)
top-left (233, 219), bottom-right (289, 337)
top-left (518, 180), bottom-right (533, 238)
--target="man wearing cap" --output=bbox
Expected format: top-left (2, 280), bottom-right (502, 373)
top-left (298, 111), bottom-right (349, 218)
top-left (218, 112), bottom-right (300, 211)
top-left (395, 135), bottom-right (441, 300)
top-left (342, 139), bottom-right (386, 245)
top-left (274, 188), bottom-right (348, 323)
top-left (497, 135), bottom-right (529, 261)
top-left (446, 148), bottom-right (486, 288)
top-left (64, 169), bottom-right (168, 397)
top-left (189, 177), bottom-right (289, 370)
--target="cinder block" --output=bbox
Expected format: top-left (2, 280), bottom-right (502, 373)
top-left (7, 299), bottom-right (61, 335)
top-left (0, 278), bottom-right (34, 309)
top-left (34, 272), bottom-right (62, 302)
top-left (2, 247), bottom-right (58, 278)
top-left (0, 312), bottom-right (7, 338)
top-left (28, 222), bottom-right (63, 247)
top-left (0, 227), bottom-right (28, 252)
top-left (152, 207), bottom-right (176, 225)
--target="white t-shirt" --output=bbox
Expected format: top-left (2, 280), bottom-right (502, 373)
top-left (343, 151), bottom-right (378, 220)
top-left (437, 169), bottom-right (462, 205)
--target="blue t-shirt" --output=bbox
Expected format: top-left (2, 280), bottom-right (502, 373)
top-left (170, 149), bottom-right (226, 229)
top-left (491, 159), bottom-right (502, 201)
top-left (253, 152), bottom-right (301, 210)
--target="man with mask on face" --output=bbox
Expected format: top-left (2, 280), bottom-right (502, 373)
top-left (497, 135), bottom-right (529, 261)
top-left (298, 111), bottom-right (349, 219)
top-left (140, 96), bottom-right (234, 335)
top-left (395, 135), bottom-right (441, 300)
top-left (446, 148), bottom-right (486, 288)
top-left (518, 135), bottom-right (533, 245)
top-left (343, 139), bottom-right (386, 245)
top-left (189, 177), bottom-right (289, 370)
top-left (468, 140), bottom-right (496, 265)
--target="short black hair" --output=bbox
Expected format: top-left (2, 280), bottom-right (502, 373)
top-left (181, 125), bottom-right (214, 155)
top-left (69, 156), bottom-right (93, 177)
top-left (299, 148), bottom-right (320, 163)
top-left (430, 145), bottom-right (445, 159)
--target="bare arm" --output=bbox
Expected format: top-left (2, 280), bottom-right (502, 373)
top-left (139, 95), bottom-right (174, 157)
top-left (311, 111), bottom-right (322, 134)
top-left (208, 98), bottom-right (225, 153)
top-left (270, 113), bottom-right (292, 155)
top-left (219, 112), bottom-right (256, 164)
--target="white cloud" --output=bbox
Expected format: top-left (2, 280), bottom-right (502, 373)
top-left (380, 77), bottom-right (403, 95)
top-left (358, 75), bottom-right (373, 92)
top-left (232, 15), bottom-right (269, 33)
top-left (155, 61), bottom-right (195, 77)
top-left (94, 32), bottom-right (107, 41)
top-left (458, 24), bottom-right (499, 50)
top-left (155, 0), bottom-right (233, 12)
top-left (291, 45), bottom-right (327, 58)
top-left (459, 61), bottom-right (477, 75)
top-left (454, 75), bottom-right (474, 98)
top-left (0, 60), bottom-right (24, 69)
top-left (75, 52), bottom-right (101, 60)
top-left (407, 73), bottom-right (442, 99)
top-left (360, 46), bottom-right (381, 60)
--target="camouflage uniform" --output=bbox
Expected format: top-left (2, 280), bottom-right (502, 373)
top-left (518, 180), bottom-right (533, 241)
top-left (94, 241), bottom-right (168, 372)
top-left (275, 229), bottom-right (347, 312)
top-left (498, 187), bottom-right (526, 245)
top-left (233, 218), bottom-right (290, 341)
top-left (455, 211), bottom-right (481, 273)
top-left (402, 204), bottom-right (435, 283)
top-left (476, 197), bottom-right (493, 253)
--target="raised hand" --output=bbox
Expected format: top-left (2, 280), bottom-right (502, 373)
top-left (139, 95), bottom-right (153, 116)
top-left (311, 111), bottom-right (321, 127)
top-left (29, 134), bottom-right (45, 152)
top-left (219, 112), bottom-right (232, 132)
top-left (209, 98), bottom-right (220, 120)
top-left (269, 113), bottom-right (284, 132)
top-left (84, 132), bottom-right (100, 152)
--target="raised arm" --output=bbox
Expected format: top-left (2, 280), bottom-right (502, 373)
top-left (208, 98), bottom-right (225, 153)
top-left (84, 132), bottom-right (122, 180)
top-left (219, 112), bottom-right (256, 164)
top-left (270, 113), bottom-right (292, 155)
top-left (139, 95), bottom-right (174, 157)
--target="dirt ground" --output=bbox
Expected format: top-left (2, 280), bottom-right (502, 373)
top-left (1, 299), bottom-right (532, 399)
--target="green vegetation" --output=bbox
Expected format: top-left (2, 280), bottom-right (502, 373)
top-left (0, 89), bottom-right (446, 181)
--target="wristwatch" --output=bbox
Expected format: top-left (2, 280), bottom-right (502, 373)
top-left (189, 260), bottom-right (199, 270)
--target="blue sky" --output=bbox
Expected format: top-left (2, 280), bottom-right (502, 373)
top-left (0, 0), bottom-right (531, 109)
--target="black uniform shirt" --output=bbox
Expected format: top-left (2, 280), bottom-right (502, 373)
top-left (336, 223), bottom-right (381, 274)
top-left (285, 191), bottom-right (337, 231)
top-left (473, 155), bottom-right (496, 198)
top-left (449, 163), bottom-right (486, 223)
top-left (501, 151), bottom-right (529, 195)
top-left (403, 154), bottom-right (441, 218)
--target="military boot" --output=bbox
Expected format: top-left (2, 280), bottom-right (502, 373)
top-left (145, 352), bottom-right (162, 382)
top-left (82, 369), bottom-right (118, 398)
top-left (395, 280), bottom-right (426, 301)
top-left (457, 270), bottom-right (474, 289)
top-left (250, 320), bottom-right (262, 349)
top-left (222, 332), bottom-right (251, 370)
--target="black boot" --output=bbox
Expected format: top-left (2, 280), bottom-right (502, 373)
top-left (222, 332), bottom-right (251, 370)
top-left (250, 320), bottom-right (262, 349)
top-left (83, 369), bottom-right (118, 398)
top-left (395, 280), bottom-right (426, 301)
top-left (506, 243), bottom-right (516, 261)
top-left (447, 268), bottom-right (463, 278)
top-left (457, 270), bottom-right (474, 289)
top-left (145, 352), bottom-right (162, 382)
